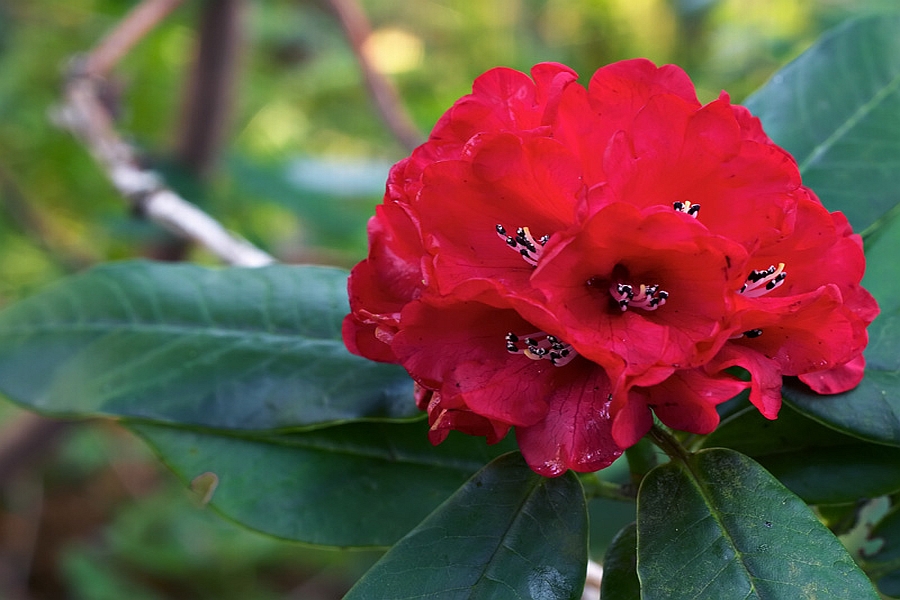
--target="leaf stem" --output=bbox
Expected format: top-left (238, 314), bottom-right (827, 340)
top-left (579, 473), bottom-right (636, 502)
top-left (647, 424), bottom-right (692, 465)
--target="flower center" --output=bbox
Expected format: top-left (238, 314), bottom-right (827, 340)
top-left (496, 224), bottom-right (549, 267)
top-left (739, 262), bottom-right (787, 298)
top-left (673, 201), bottom-right (701, 218)
top-left (609, 282), bottom-right (669, 312)
top-left (730, 328), bottom-right (763, 339)
top-left (505, 331), bottom-right (578, 367)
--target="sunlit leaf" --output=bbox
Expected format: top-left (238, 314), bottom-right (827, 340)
top-left (131, 420), bottom-right (516, 547)
top-left (744, 14), bottom-right (900, 232)
top-left (0, 261), bottom-right (415, 430)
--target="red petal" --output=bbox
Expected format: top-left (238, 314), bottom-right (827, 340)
top-left (709, 344), bottom-right (783, 419)
top-left (799, 354), bottom-right (866, 394)
top-left (417, 134), bottom-right (582, 297)
top-left (599, 94), bottom-right (800, 251)
top-left (425, 391), bottom-right (510, 445)
top-left (516, 362), bottom-right (623, 476)
top-left (588, 59), bottom-right (699, 120)
top-left (731, 103), bottom-right (775, 144)
top-left (610, 394), bottom-right (655, 450)
top-left (533, 203), bottom-right (745, 373)
top-left (392, 301), bottom-right (553, 426)
top-left (342, 315), bottom-right (398, 363)
top-left (637, 369), bottom-right (748, 436)
top-left (732, 286), bottom-right (859, 376)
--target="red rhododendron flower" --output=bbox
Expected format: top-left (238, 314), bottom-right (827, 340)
top-left (342, 59), bottom-right (878, 477)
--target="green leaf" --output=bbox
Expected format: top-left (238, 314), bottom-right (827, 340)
top-left (600, 523), bottom-right (640, 600)
top-left (0, 260), bottom-right (416, 430)
top-left (759, 446), bottom-right (900, 506)
top-left (344, 452), bottom-right (588, 600)
top-left (867, 503), bottom-right (900, 597)
top-left (784, 213), bottom-right (900, 447)
top-left (744, 14), bottom-right (900, 232)
top-left (702, 403), bottom-right (900, 504)
top-left (130, 419), bottom-right (516, 547)
top-left (637, 448), bottom-right (879, 599)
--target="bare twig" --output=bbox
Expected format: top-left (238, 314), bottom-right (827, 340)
top-left (325, 0), bottom-right (425, 152)
top-left (82, 0), bottom-right (188, 78)
top-left (582, 559), bottom-right (603, 600)
top-left (56, 0), bottom-right (275, 267)
top-left (177, 0), bottom-right (247, 177)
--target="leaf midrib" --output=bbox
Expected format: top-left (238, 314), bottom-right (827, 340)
top-left (679, 456), bottom-right (760, 600)
top-left (131, 423), bottom-right (490, 473)
top-left (467, 472), bottom-right (544, 598)
top-left (797, 69), bottom-right (900, 173)
top-left (0, 321), bottom-right (341, 343)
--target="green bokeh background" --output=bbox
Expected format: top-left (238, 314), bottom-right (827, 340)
top-left (0, 1), bottom-right (891, 597)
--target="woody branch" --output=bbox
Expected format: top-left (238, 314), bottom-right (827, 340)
top-left (55, 0), bottom-right (274, 267)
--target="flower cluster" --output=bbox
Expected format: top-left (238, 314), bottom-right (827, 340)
top-left (343, 60), bottom-right (878, 476)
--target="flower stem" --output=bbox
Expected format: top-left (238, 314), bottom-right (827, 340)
top-left (579, 473), bottom-right (636, 502)
top-left (647, 424), bottom-right (692, 465)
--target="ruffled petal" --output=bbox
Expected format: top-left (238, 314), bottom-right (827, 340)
top-left (709, 344), bottom-right (783, 419)
top-left (417, 133), bottom-right (584, 298)
top-left (799, 354), bottom-right (867, 395)
top-left (532, 202), bottom-right (746, 372)
top-left (516, 362), bottom-right (623, 476)
top-left (391, 300), bottom-right (556, 426)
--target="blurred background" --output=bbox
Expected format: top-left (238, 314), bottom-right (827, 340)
top-left (0, 0), bottom-right (892, 597)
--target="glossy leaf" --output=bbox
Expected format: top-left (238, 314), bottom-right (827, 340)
top-left (344, 452), bottom-right (588, 600)
top-left (784, 213), bottom-right (900, 447)
top-left (744, 14), bottom-right (900, 231)
top-left (0, 261), bottom-right (416, 429)
top-left (600, 523), bottom-right (640, 600)
top-left (759, 446), bottom-right (900, 506)
top-left (130, 419), bottom-right (515, 547)
top-left (637, 448), bottom-right (878, 599)
top-left (703, 402), bottom-right (900, 504)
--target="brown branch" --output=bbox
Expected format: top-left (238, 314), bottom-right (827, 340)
top-left (325, 0), bottom-right (425, 152)
top-left (55, 0), bottom-right (275, 267)
top-left (82, 0), bottom-right (188, 78)
top-left (177, 0), bottom-right (247, 177)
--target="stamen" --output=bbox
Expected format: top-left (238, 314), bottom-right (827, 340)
top-left (673, 201), bottom-right (701, 218)
top-left (739, 263), bottom-right (787, 298)
top-left (505, 331), bottom-right (578, 367)
top-left (496, 224), bottom-right (549, 267)
top-left (609, 281), bottom-right (668, 312)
